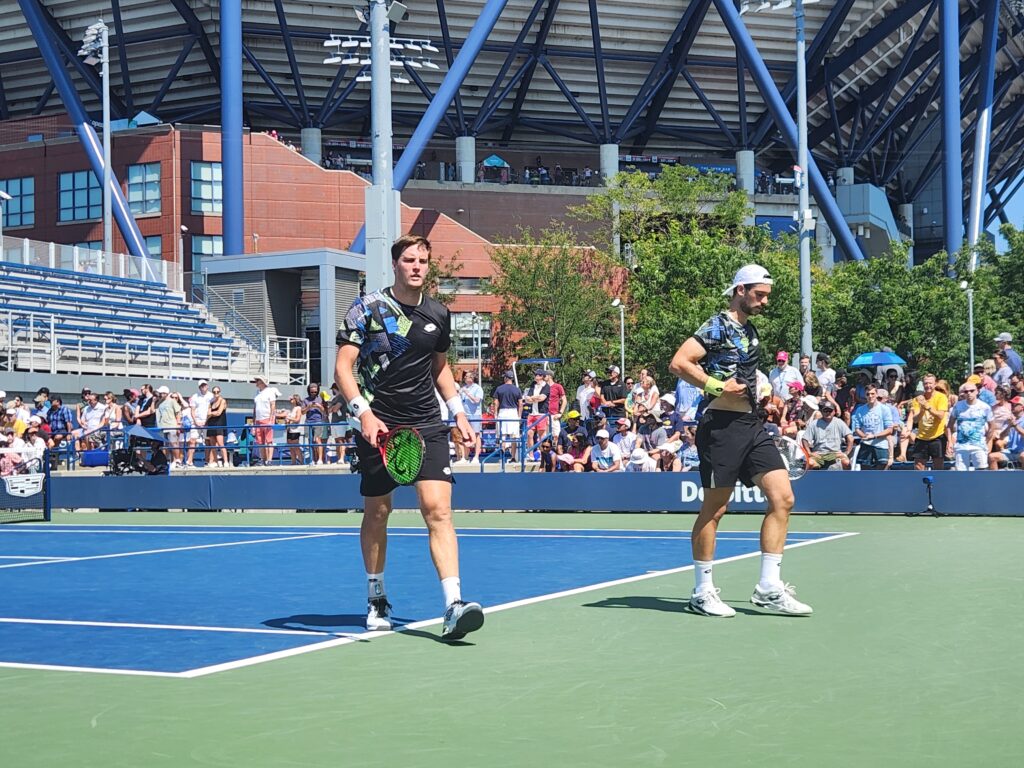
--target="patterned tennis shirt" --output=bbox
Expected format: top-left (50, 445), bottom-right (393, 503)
top-left (690, 311), bottom-right (761, 411)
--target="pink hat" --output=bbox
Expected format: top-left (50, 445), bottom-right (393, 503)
top-left (776, 350), bottom-right (789, 361)
top-left (787, 380), bottom-right (805, 391)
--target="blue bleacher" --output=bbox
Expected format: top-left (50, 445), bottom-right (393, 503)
top-left (0, 259), bottom-right (250, 375)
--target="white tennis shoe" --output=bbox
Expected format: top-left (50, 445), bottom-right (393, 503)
top-left (750, 583), bottom-right (813, 615)
top-left (688, 587), bottom-right (736, 618)
top-left (441, 600), bottom-right (485, 641)
top-left (366, 597), bottom-right (393, 631)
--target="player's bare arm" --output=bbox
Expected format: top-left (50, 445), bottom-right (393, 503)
top-left (669, 338), bottom-right (748, 407)
top-left (334, 343), bottom-right (387, 447)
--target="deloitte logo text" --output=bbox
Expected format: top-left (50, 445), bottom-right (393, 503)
top-left (680, 480), bottom-right (766, 504)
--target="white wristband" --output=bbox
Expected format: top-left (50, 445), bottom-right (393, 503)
top-left (348, 396), bottom-right (371, 418)
top-left (446, 395), bottom-right (465, 416)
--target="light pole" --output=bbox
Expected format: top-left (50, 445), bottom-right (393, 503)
top-left (79, 20), bottom-right (112, 256)
top-left (960, 280), bottom-right (975, 371)
top-left (0, 189), bottom-right (11, 245)
top-left (611, 298), bottom-right (625, 376)
top-left (471, 311), bottom-right (483, 384)
top-left (741, 0), bottom-right (817, 358)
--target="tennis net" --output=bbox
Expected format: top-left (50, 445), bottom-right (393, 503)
top-left (0, 449), bottom-right (50, 523)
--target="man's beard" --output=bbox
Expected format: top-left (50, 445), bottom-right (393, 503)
top-left (739, 299), bottom-right (763, 315)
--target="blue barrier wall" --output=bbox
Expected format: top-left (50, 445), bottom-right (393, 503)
top-left (50, 471), bottom-right (1024, 516)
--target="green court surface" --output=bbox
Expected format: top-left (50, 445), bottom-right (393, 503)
top-left (3, 511), bottom-right (1023, 767)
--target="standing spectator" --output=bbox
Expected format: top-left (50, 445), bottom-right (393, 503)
top-left (769, 351), bottom-right (802, 399)
top-left (1011, 372), bottom-right (1024, 398)
top-left (590, 428), bottom-right (622, 472)
top-left (207, 385), bottom-right (229, 468)
top-left (907, 374), bottom-right (949, 471)
top-left (949, 381), bottom-right (994, 471)
top-left (989, 396), bottom-right (1024, 469)
top-left (155, 386), bottom-right (182, 466)
top-left (136, 384), bottom-right (157, 428)
top-left (524, 369), bottom-right (550, 452)
top-left (583, 165), bottom-right (593, 186)
top-left (600, 365), bottom-right (627, 422)
top-left (303, 383), bottom-right (328, 465)
top-left (492, 371), bottom-right (523, 461)
top-left (798, 355), bottom-right (811, 377)
top-left (875, 390), bottom-right (903, 461)
top-left (851, 384), bottom-right (895, 469)
top-left (186, 380), bottom-right (213, 467)
top-left (801, 401), bottom-right (853, 470)
top-left (74, 387), bottom-right (92, 431)
top-left (75, 391), bottom-right (108, 451)
top-left (575, 370), bottom-right (597, 423)
top-left (994, 332), bottom-right (1022, 375)
top-left (122, 389), bottom-right (141, 426)
top-left (968, 374), bottom-right (996, 406)
top-left (993, 350), bottom-right (1013, 388)
top-left (457, 372), bottom-right (484, 464)
top-left (883, 370), bottom-right (905, 403)
top-left (327, 382), bottom-right (352, 465)
top-left (625, 447), bottom-right (657, 472)
top-left (102, 392), bottom-right (123, 432)
top-left (977, 362), bottom-right (997, 393)
top-left (632, 375), bottom-right (660, 416)
top-left (252, 375), bottom-right (280, 465)
top-left (283, 394), bottom-right (305, 465)
top-left (544, 370), bottom-right (566, 440)
top-left (816, 354), bottom-right (837, 395)
top-left (989, 386), bottom-right (1014, 440)
top-left (833, 370), bottom-right (852, 421)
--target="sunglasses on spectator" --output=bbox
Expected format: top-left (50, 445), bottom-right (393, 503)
top-left (962, 388), bottom-right (977, 393)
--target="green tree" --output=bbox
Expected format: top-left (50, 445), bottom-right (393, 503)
top-left (485, 228), bottom-right (620, 386)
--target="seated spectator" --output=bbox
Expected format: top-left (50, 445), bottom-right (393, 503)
top-left (566, 432), bottom-right (592, 472)
top-left (949, 381), bottom-right (993, 471)
top-left (46, 396), bottom-right (73, 454)
top-left (967, 374), bottom-right (996, 406)
top-left (590, 429), bottom-right (622, 472)
top-left (12, 424), bottom-right (46, 473)
top-left (625, 447), bottom-right (657, 472)
top-left (989, 396), bottom-right (1024, 469)
top-left (612, 417), bottom-right (637, 457)
top-left (652, 439), bottom-right (683, 472)
top-left (801, 401), bottom-right (853, 470)
top-left (538, 439), bottom-right (558, 472)
top-left (0, 433), bottom-right (21, 476)
top-left (637, 413), bottom-right (667, 452)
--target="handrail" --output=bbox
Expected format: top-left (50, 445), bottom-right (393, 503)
top-left (190, 276), bottom-right (265, 352)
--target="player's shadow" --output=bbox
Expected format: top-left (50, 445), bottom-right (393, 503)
top-left (263, 614), bottom-right (378, 634)
top-left (395, 626), bottom-right (475, 647)
top-left (582, 596), bottom-right (690, 613)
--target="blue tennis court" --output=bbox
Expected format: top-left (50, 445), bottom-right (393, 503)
top-left (0, 524), bottom-right (851, 677)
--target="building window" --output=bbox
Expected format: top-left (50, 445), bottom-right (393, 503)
top-left (190, 161), bottom-right (222, 214)
top-left (0, 176), bottom-right (35, 228)
top-left (452, 312), bottom-right (491, 361)
top-left (439, 277), bottom-right (490, 294)
top-left (58, 170), bottom-right (101, 222)
top-left (191, 235), bottom-right (223, 271)
top-left (145, 235), bottom-right (162, 258)
top-left (73, 241), bottom-right (102, 251)
top-left (127, 163), bottom-right (161, 214)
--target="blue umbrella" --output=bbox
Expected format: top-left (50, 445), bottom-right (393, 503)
top-left (849, 351), bottom-right (907, 368)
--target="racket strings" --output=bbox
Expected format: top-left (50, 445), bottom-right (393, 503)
top-left (384, 431), bottom-right (424, 483)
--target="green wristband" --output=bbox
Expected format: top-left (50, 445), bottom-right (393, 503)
top-left (703, 377), bottom-right (725, 397)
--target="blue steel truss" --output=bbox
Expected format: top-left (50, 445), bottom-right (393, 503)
top-left (12, 0), bottom-right (1024, 258)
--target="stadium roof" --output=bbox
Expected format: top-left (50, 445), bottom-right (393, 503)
top-left (2, 1), bottom-right (1024, 219)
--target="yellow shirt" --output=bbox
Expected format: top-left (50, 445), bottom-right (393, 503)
top-left (910, 391), bottom-right (949, 441)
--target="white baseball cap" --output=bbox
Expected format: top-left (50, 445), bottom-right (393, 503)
top-left (595, 428), bottom-right (610, 439)
top-left (198, 379), bottom-right (209, 386)
top-left (156, 385), bottom-right (171, 395)
top-left (802, 395), bottom-right (820, 410)
top-left (723, 264), bottom-right (774, 296)
top-left (994, 332), bottom-right (1013, 343)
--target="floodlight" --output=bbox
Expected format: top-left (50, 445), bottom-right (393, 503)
top-left (387, 2), bottom-right (408, 23)
top-left (359, 39), bottom-right (371, 48)
top-left (390, 41), bottom-right (403, 50)
top-left (342, 55), bottom-right (360, 65)
top-left (341, 38), bottom-right (359, 48)
top-left (324, 54), bottom-right (342, 64)
top-left (353, 6), bottom-right (367, 24)
top-left (390, 58), bottom-right (403, 67)
top-left (356, 73), bottom-right (372, 82)
top-left (324, 37), bottom-right (341, 47)
top-left (405, 58), bottom-right (421, 68)
top-left (421, 42), bottom-right (439, 53)
top-left (404, 42), bottom-right (421, 52)
top-left (393, 74), bottom-right (410, 84)
top-left (360, 57), bottom-right (372, 65)
top-left (774, 0), bottom-right (793, 10)
top-left (82, 53), bottom-right (100, 66)
top-left (422, 59), bottom-right (439, 69)
top-left (0, 190), bottom-right (12, 201)
top-left (740, 2), bottom-right (750, 14)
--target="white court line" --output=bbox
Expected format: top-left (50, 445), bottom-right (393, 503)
top-left (0, 617), bottom-right (348, 637)
top-left (0, 555), bottom-right (67, 560)
top-left (180, 531), bottom-right (861, 679)
top-left (0, 531), bottom-right (859, 679)
top-left (0, 532), bottom-right (339, 570)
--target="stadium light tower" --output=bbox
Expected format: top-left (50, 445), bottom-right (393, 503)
top-left (740, 0), bottom-right (818, 359)
top-left (78, 19), bottom-right (112, 256)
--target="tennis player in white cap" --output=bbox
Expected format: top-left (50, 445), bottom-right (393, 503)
top-left (668, 264), bottom-right (812, 617)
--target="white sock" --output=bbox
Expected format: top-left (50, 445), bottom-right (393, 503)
top-left (694, 560), bottom-right (714, 593)
top-left (367, 573), bottom-right (385, 599)
top-left (758, 553), bottom-right (783, 591)
top-left (441, 576), bottom-right (461, 607)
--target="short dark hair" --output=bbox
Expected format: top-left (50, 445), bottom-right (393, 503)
top-left (391, 234), bottom-right (431, 261)
top-left (51, 396), bottom-right (62, 406)
top-left (866, 384), bottom-right (878, 393)
top-left (816, 353), bottom-right (830, 365)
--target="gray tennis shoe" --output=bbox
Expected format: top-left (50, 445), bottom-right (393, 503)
top-left (441, 600), bottom-right (485, 641)
top-left (750, 583), bottom-right (813, 615)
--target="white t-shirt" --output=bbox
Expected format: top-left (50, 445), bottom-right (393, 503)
top-left (817, 367), bottom-right (837, 394)
top-left (769, 365), bottom-right (804, 399)
top-left (575, 384), bottom-right (595, 419)
top-left (460, 383), bottom-right (484, 419)
top-left (591, 441), bottom-right (622, 471)
top-left (81, 403), bottom-right (106, 431)
top-left (13, 436), bottom-right (46, 463)
top-left (189, 391), bottom-right (214, 424)
top-left (613, 431), bottom-right (637, 456)
top-left (253, 388), bottom-right (281, 421)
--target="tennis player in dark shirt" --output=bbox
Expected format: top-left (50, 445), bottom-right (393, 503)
top-left (335, 234), bottom-right (483, 642)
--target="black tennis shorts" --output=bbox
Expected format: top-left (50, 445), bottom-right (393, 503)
top-left (354, 422), bottom-right (454, 497)
top-left (696, 409), bottom-right (786, 489)
top-left (910, 437), bottom-right (943, 463)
